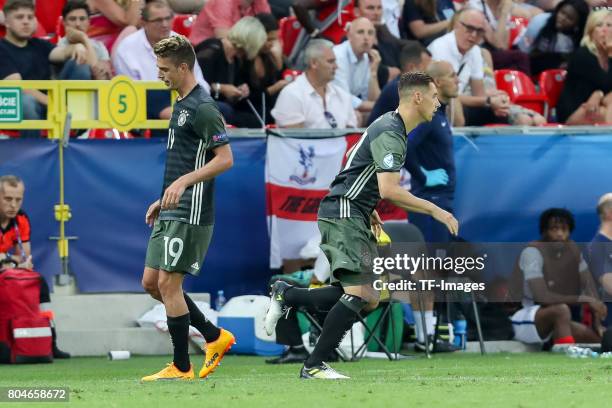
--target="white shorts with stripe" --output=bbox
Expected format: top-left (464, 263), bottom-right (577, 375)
top-left (511, 305), bottom-right (552, 344)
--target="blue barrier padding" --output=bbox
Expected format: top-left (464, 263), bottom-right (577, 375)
top-left (2, 134), bottom-right (612, 294)
top-left (0, 139), bottom-right (61, 284)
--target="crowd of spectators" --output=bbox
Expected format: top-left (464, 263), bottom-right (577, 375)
top-left (2, 0), bottom-right (612, 132)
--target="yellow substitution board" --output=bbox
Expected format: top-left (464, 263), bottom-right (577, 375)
top-left (99, 76), bottom-right (146, 131)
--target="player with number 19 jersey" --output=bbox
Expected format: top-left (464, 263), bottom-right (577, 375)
top-left (145, 84), bottom-right (228, 276)
top-left (159, 85), bottom-right (229, 226)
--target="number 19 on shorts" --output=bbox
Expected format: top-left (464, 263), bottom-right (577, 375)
top-left (163, 236), bottom-right (184, 267)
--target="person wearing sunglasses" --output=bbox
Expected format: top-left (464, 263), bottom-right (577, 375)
top-left (272, 39), bottom-right (357, 129)
top-left (428, 8), bottom-right (511, 126)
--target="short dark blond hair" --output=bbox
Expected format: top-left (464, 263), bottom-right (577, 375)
top-left (0, 175), bottom-right (24, 194)
top-left (398, 72), bottom-right (434, 100)
top-left (153, 35), bottom-right (196, 70)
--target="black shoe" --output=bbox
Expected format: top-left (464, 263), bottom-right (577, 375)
top-left (265, 348), bottom-right (309, 364)
top-left (53, 346), bottom-right (71, 359)
top-left (415, 336), bottom-right (460, 353)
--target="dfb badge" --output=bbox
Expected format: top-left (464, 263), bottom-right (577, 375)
top-left (178, 110), bottom-right (189, 126)
top-left (382, 153), bottom-right (394, 169)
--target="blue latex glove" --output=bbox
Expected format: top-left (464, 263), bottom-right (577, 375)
top-left (421, 166), bottom-right (449, 187)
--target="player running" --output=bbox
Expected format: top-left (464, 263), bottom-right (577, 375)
top-left (264, 72), bottom-right (459, 379)
top-left (140, 35), bottom-right (235, 382)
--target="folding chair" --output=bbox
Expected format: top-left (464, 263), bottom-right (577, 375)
top-left (298, 308), bottom-right (351, 362)
top-left (297, 291), bottom-right (401, 361)
top-left (384, 223), bottom-right (486, 355)
top-left (382, 222), bottom-right (432, 358)
top-left (351, 298), bottom-right (402, 361)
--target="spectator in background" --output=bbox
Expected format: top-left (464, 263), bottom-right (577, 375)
top-left (247, 13), bottom-right (289, 125)
top-left (556, 10), bottom-right (612, 124)
top-left (189, 0), bottom-right (271, 46)
top-left (87, 0), bottom-right (143, 52)
top-left (469, 0), bottom-right (541, 50)
top-left (467, 0), bottom-right (538, 74)
top-left (476, 47), bottom-right (546, 125)
top-left (517, 0), bottom-right (589, 76)
top-left (61, 0), bottom-right (112, 80)
top-left (510, 208), bottom-right (606, 348)
top-left (332, 17), bottom-right (381, 125)
top-left (368, 41), bottom-right (432, 124)
top-left (0, 175), bottom-right (70, 359)
top-left (428, 8), bottom-right (511, 126)
top-left (271, 39), bottom-right (357, 128)
top-left (196, 16), bottom-right (267, 127)
top-left (588, 193), bottom-right (612, 325)
top-left (404, 60), bottom-right (461, 244)
top-left (382, 0), bottom-right (402, 38)
top-left (0, 0), bottom-right (92, 137)
top-left (113, 0), bottom-right (209, 121)
top-left (353, 0), bottom-right (402, 86)
top-left (402, 0), bottom-right (454, 45)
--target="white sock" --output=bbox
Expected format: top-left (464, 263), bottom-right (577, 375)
top-left (414, 311), bottom-right (425, 342)
top-left (425, 311), bottom-right (435, 336)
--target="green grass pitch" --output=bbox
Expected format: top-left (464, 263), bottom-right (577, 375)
top-left (1, 354), bottom-right (612, 407)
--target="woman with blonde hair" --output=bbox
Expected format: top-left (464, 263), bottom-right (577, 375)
top-left (557, 10), bottom-right (612, 124)
top-left (195, 16), bottom-right (267, 127)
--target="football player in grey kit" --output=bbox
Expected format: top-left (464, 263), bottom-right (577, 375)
top-left (265, 72), bottom-right (459, 379)
top-left (141, 35), bottom-right (235, 382)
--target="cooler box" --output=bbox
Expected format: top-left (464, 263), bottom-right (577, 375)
top-left (217, 295), bottom-right (284, 356)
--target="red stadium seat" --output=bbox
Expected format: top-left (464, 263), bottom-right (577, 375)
top-left (35, 0), bottom-right (66, 35)
top-left (279, 16), bottom-right (302, 58)
top-left (316, 1), bottom-right (355, 44)
top-left (508, 16), bottom-right (529, 48)
top-left (494, 69), bottom-right (548, 115)
top-left (282, 69), bottom-right (303, 82)
top-left (538, 69), bottom-right (567, 111)
top-left (87, 129), bottom-right (134, 139)
top-left (0, 130), bottom-right (20, 138)
top-left (56, 16), bottom-right (66, 41)
top-left (172, 14), bottom-right (197, 37)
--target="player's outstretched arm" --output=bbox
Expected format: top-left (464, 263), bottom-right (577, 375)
top-left (377, 171), bottom-right (459, 236)
top-left (161, 145), bottom-right (233, 210)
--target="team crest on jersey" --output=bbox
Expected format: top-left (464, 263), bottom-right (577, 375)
top-left (289, 145), bottom-right (317, 185)
top-left (178, 110), bottom-right (189, 126)
top-left (382, 153), bottom-right (394, 169)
